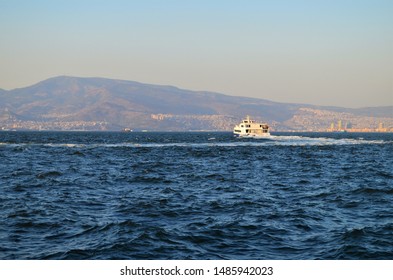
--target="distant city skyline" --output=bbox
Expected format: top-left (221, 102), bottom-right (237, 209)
top-left (1, 0), bottom-right (392, 108)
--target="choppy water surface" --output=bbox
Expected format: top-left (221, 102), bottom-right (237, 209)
top-left (0, 131), bottom-right (392, 259)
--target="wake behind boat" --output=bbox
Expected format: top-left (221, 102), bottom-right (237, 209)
top-left (233, 116), bottom-right (271, 138)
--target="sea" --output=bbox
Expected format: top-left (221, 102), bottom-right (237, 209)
top-left (0, 131), bottom-right (392, 260)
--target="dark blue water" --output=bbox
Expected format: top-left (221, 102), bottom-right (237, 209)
top-left (1, 131), bottom-right (392, 259)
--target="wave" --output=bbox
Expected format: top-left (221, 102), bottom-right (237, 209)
top-left (0, 136), bottom-right (389, 149)
top-left (267, 135), bottom-right (388, 146)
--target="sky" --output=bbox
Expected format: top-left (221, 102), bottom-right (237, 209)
top-left (0, 0), bottom-right (392, 108)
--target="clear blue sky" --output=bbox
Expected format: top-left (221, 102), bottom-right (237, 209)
top-left (1, 0), bottom-right (392, 107)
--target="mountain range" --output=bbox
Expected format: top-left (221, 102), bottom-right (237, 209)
top-left (0, 76), bottom-right (392, 131)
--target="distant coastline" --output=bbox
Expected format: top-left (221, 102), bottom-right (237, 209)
top-left (1, 76), bottom-right (392, 132)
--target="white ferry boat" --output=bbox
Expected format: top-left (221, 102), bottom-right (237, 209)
top-left (233, 116), bottom-right (270, 138)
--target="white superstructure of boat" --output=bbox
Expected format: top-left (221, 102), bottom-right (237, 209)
top-left (233, 116), bottom-right (270, 138)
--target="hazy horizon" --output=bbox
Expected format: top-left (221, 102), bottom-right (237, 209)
top-left (1, 0), bottom-right (392, 108)
top-left (1, 74), bottom-right (393, 110)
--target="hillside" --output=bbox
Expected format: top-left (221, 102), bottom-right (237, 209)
top-left (0, 76), bottom-right (392, 131)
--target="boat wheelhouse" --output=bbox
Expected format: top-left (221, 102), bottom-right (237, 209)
top-left (233, 116), bottom-right (270, 138)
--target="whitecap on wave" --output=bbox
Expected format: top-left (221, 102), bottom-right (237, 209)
top-left (0, 137), bottom-right (389, 149)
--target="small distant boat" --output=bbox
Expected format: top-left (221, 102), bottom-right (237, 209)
top-left (233, 116), bottom-right (270, 138)
top-left (122, 128), bottom-right (132, 132)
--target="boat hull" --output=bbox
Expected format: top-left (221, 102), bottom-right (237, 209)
top-left (234, 133), bottom-right (271, 139)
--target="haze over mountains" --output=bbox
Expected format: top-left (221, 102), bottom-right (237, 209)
top-left (0, 76), bottom-right (392, 131)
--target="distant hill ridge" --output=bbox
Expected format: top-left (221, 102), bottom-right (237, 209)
top-left (0, 76), bottom-right (392, 131)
